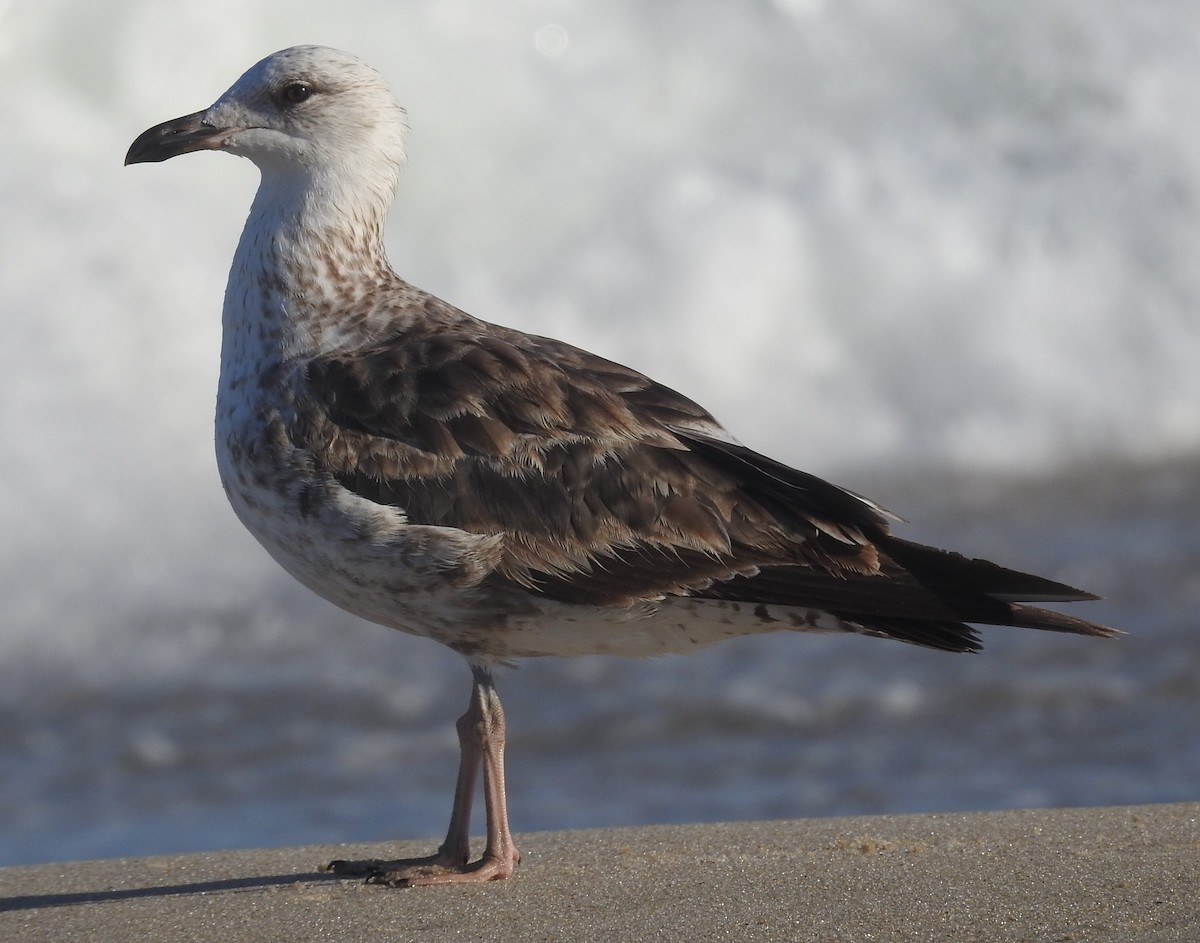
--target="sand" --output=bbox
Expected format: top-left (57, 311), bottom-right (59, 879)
top-left (1, 803), bottom-right (1195, 942)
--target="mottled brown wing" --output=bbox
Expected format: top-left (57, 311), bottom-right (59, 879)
top-left (294, 313), bottom-right (887, 607)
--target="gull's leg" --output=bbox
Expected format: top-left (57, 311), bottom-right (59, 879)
top-left (323, 665), bottom-right (520, 887)
top-left (401, 666), bottom-right (520, 886)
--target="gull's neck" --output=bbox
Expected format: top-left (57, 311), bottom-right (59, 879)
top-left (221, 168), bottom-right (400, 375)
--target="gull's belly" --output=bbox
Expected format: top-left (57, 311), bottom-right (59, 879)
top-left (214, 413), bottom-right (493, 635)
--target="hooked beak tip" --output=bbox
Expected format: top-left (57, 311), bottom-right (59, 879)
top-left (125, 110), bottom-right (229, 166)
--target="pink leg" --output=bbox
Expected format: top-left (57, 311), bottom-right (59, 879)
top-left (323, 666), bottom-right (520, 887)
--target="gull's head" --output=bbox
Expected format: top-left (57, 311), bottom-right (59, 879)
top-left (126, 46), bottom-right (407, 195)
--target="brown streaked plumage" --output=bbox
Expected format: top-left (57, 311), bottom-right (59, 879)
top-left (126, 45), bottom-right (1117, 889)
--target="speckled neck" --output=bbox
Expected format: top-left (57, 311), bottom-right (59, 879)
top-left (219, 169), bottom-right (400, 387)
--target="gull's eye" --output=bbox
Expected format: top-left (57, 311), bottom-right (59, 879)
top-left (279, 82), bottom-right (314, 106)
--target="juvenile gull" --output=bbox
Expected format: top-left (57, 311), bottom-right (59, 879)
top-left (126, 45), bottom-right (1117, 887)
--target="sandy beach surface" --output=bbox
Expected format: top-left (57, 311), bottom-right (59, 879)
top-left (1, 803), bottom-right (1195, 942)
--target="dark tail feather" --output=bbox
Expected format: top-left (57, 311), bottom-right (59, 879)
top-left (881, 536), bottom-right (1101, 603)
top-left (1002, 602), bottom-right (1119, 636)
top-left (846, 537), bottom-right (1119, 650)
top-left (850, 618), bottom-right (985, 653)
top-left (855, 602), bottom-right (1118, 655)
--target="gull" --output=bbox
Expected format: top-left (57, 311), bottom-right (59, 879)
top-left (126, 45), bottom-right (1117, 887)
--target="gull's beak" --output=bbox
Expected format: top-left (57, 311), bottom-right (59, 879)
top-left (125, 111), bottom-right (230, 165)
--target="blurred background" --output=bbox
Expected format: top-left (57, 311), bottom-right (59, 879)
top-left (1, 0), bottom-right (1197, 867)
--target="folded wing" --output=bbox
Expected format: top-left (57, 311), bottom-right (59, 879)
top-left (293, 302), bottom-right (1116, 650)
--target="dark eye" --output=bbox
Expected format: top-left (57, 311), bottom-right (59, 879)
top-left (279, 82), bottom-right (314, 105)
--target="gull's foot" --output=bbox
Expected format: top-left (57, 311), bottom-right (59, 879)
top-left (321, 849), bottom-right (518, 888)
